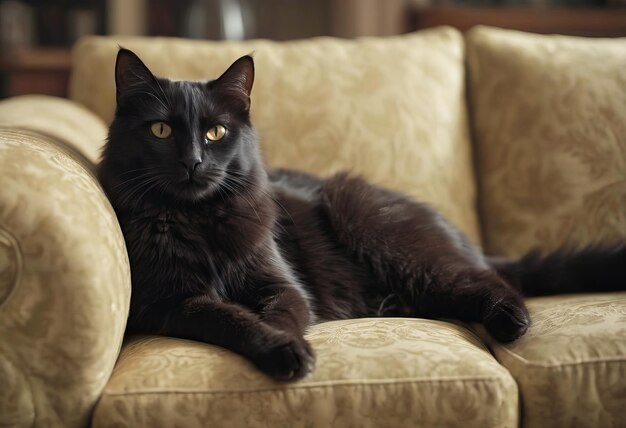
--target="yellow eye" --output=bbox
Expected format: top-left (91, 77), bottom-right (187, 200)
top-left (206, 125), bottom-right (226, 141)
top-left (150, 122), bottom-right (172, 139)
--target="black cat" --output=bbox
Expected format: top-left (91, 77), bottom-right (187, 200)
top-left (98, 48), bottom-right (626, 381)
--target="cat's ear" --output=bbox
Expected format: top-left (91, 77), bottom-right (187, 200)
top-left (213, 55), bottom-right (255, 110)
top-left (115, 48), bottom-right (158, 102)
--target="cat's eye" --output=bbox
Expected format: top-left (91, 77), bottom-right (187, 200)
top-left (206, 125), bottom-right (226, 141)
top-left (150, 122), bottom-right (172, 139)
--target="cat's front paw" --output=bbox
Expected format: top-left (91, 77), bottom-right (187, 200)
top-left (484, 299), bottom-right (530, 342)
top-left (254, 335), bottom-right (315, 381)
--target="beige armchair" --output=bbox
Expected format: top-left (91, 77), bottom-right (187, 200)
top-left (1, 26), bottom-right (625, 427)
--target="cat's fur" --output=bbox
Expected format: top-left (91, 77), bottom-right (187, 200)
top-left (98, 49), bottom-right (626, 381)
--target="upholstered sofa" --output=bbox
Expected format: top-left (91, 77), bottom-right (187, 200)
top-left (0, 26), bottom-right (624, 428)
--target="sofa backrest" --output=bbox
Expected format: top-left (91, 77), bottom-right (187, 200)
top-left (69, 27), bottom-right (481, 243)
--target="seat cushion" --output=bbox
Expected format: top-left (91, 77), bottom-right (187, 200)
top-left (476, 293), bottom-right (626, 428)
top-left (92, 318), bottom-right (518, 427)
top-left (70, 27), bottom-right (480, 243)
top-left (466, 26), bottom-right (626, 256)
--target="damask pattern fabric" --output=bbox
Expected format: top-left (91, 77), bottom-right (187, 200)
top-left (69, 27), bottom-right (481, 243)
top-left (93, 318), bottom-right (518, 428)
top-left (0, 95), bottom-right (108, 164)
top-left (467, 26), bottom-right (626, 256)
top-left (0, 129), bottom-right (131, 427)
top-left (476, 293), bottom-right (626, 428)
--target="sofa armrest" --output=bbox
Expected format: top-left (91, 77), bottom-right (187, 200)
top-left (0, 95), bottom-right (108, 165)
top-left (0, 129), bottom-right (130, 427)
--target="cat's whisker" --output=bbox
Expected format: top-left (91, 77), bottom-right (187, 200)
top-left (111, 172), bottom-right (161, 191)
top-left (214, 183), bottom-right (228, 205)
top-left (117, 178), bottom-right (160, 210)
top-left (225, 173), bottom-right (296, 226)
top-left (125, 66), bottom-right (171, 109)
top-left (128, 87), bottom-right (169, 111)
top-left (152, 79), bottom-right (171, 110)
top-left (133, 180), bottom-right (163, 208)
top-left (118, 167), bottom-right (158, 177)
top-left (220, 179), bottom-right (263, 225)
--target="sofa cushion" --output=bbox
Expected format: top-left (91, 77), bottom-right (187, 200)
top-left (467, 26), bottom-right (626, 256)
top-left (69, 28), bottom-right (480, 242)
top-left (92, 318), bottom-right (518, 427)
top-left (477, 292), bottom-right (626, 428)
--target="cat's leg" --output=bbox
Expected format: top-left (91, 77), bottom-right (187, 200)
top-left (132, 294), bottom-right (314, 381)
top-left (418, 267), bottom-right (530, 342)
top-left (321, 173), bottom-right (530, 342)
top-left (250, 242), bottom-right (315, 335)
top-left (247, 243), bottom-right (317, 373)
top-left (252, 283), bottom-right (316, 377)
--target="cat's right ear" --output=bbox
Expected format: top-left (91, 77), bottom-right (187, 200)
top-left (115, 48), bottom-right (158, 102)
top-left (213, 55), bottom-right (255, 111)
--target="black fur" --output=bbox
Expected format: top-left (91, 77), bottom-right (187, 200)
top-left (98, 49), bottom-right (626, 381)
top-left (489, 245), bottom-right (626, 296)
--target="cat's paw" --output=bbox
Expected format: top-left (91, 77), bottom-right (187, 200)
top-left (254, 335), bottom-right (315, 381)
top-left (484, 299), bottom-right (530, 342)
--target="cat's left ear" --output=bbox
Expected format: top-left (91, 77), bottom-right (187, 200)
top-left (213, 55), bottom-right (255, 110)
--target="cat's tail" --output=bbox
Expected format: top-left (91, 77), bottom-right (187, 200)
top-left (488, 244), bottom-right (626, 297)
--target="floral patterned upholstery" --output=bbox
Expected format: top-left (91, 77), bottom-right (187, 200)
top-left (0, 95), bottom-right (108, 164)
top-left (94, 319), bottom-right (518, 428)
top-left (467, 26), bottom-right (626, 257)
top-left (476, 293), bottom-right (626, 428)
top-left (0, 127), bottom-right (130, 427)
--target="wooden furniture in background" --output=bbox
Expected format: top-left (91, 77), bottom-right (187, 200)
top-left (0, 49), bottom-right (71, 98)
top-left (408, 7), bottom-right (626, 37)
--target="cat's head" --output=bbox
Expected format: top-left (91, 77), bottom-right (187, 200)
top-left (101, 48), bottom-right (262, 205)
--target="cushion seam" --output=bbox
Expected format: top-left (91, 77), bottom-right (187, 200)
top-left (102, 375), bottom-right (513, 397)
top-left (495, 345), bottom-right (626, 368)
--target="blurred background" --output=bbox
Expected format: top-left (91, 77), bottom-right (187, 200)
top-left (1, 0), bottom-right (625, 99)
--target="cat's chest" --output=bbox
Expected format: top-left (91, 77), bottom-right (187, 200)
top-left (118, 205), bottom-right (242, 300)
top-left (149, 209), bottom-right (196, 240)
top-left (117, 203), bottom-right (266, 297)
top-left (122, 207), bottom-right (217, 262)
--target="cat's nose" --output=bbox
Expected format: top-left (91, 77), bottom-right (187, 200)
top-left (179, 157), bottom-right (202, 177)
